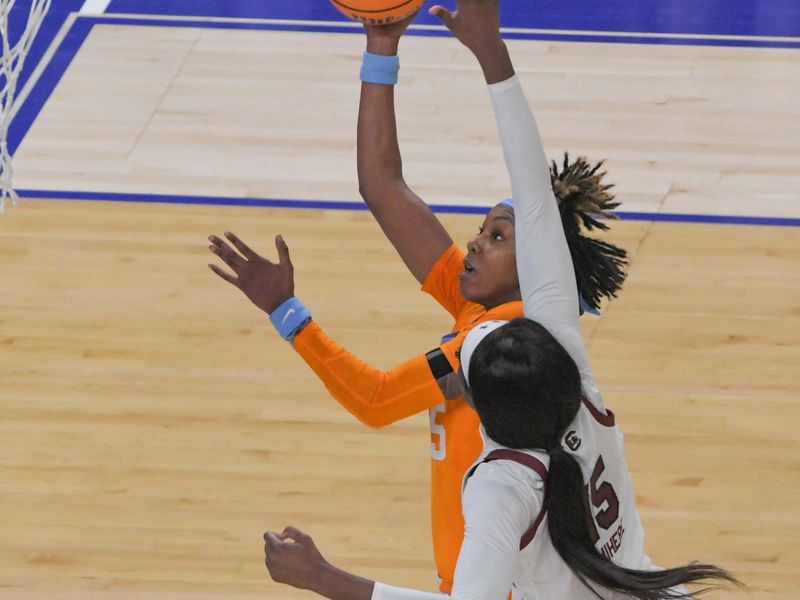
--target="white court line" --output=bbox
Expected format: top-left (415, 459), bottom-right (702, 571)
top-left (83, 13), bottom-right (800, 45)
top-left (79, 0), bottom-right (111, 15)
top-left (9, 12), bottom-right (80, 123)
top-left (11, 0), bottom-right (109, 126)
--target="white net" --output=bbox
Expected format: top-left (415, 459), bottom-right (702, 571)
top-left (1, 0), bottom-right (51, 213)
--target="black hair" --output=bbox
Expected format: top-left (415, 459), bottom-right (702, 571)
top-left (468, 319), bottom-right (581, 450)
top-left (468, 318), bottom-right (741, 599)
top-left (550, 154), bottom-right (628, 313)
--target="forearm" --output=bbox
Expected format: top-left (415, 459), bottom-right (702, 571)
top-left (292, 322), bottom-right (446, 428)
top-left (488, 76), bottom-right (554, 210)
top-left (488, 76), bottom-right (592, 375)
top-left (472, 39), bottom-right (515, 85)
top-left (489, 74), bottom-right (576, 317)
top-left (358, 37), bottom-right (405, 195)
top-left (315, 567), bottom-right (446, 600)
top-left (313, 562), bottom-right (376, 600)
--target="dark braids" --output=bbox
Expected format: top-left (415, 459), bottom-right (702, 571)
top-left (550, 153), bottom-right (628, 313)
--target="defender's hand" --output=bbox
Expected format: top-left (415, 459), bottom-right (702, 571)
top-left (429, 0), bottom-right (512, 84)
top-left (429, 0), bottom-right (502, 56)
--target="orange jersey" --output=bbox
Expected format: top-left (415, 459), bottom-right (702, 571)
top-left (292, 244), bottom-right (522, 592)
top-left (421, 245), bottom-right (522, 592)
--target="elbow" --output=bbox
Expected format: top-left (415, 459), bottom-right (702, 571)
top-left (357, 172), bottom-right (405, 205)
top-left (358, 183), bottom-right (391, 214)
top-left (351, 389), bottom-right (398, 429)
top-left (358, 180), bottom-right (389, 204)
top-left (328, 386), bottom-right (396, 429)
top-left (357, 183), bottom-right (372, 204)
top-left (356, 410), bottom-right (393, 429)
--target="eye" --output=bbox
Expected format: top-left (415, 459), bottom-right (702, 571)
top-left (477, 226), bottom-right (485, 235)
top-left (491, 230), bottom-right (504, 241)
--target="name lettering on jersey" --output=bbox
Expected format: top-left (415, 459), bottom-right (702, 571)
top-left (600, 521), bottom-right (625, 560)
top-left (564, 430), bottom-right (581, 451)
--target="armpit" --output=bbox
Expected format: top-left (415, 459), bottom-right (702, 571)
top-left (437, 371), bottom-right (464, 401)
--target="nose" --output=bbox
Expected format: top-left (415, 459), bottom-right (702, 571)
top-left (467, 237), bottom-right (480, 255)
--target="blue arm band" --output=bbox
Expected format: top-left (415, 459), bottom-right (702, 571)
top-left (269, 297), bottom-right (313, 342)
top-left (360, 51), bottom-right (400, 85)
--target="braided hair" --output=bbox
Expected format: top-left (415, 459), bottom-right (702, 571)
top-left (550, 153), bottom-right (627, 313)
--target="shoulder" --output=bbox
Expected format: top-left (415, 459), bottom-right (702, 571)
top-left (463, 458), bottom-right (544, 531)
top-left (421, 244), bottom-right (464, 291)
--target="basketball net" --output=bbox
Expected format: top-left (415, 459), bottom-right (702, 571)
top-left (1, 0), bottom-right (51, 213)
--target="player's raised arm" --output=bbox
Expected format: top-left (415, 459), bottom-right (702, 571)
top-left (357, 17), bottom-right (454, 285)
top-left (432, 0), bottom-right (592, 379)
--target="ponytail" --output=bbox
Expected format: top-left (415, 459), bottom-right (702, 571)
top-left (545, 446), bottom-right (740, 600)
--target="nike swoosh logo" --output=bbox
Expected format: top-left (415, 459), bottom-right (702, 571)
top-left (281, 308), bottom-right (296, 325)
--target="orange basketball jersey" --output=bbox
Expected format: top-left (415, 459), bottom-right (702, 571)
top-left (291, 244), bottom-right (522, 592)
top-left (421, 244), bottom-right (522, 592)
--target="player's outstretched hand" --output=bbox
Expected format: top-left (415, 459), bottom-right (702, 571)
top-left (429, 0), bottom-right (501, 55)
top-left (264, 527), bottom-right (328, 591)
top-left (429, 0), bottom-right (512, 85)
top-left (207, 232), bottom-right (294, 315)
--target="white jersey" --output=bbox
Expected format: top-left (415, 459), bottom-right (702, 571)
top-left (463, 406), bottom-right (652, 600)
top-left (372, 75), bottom-right (660, 600)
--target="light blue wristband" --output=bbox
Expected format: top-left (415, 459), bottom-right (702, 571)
top-left (360, 51), bottom-right (400, 85)
top-left (269, 297), bottom-right (312, 342)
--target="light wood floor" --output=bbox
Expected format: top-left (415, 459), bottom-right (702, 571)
top-left (1, 199), bottom-right (798, 599)
top-left (2, 14), bottom-right (800, 600)
top-left (12, 25), bottom-right (800, 218)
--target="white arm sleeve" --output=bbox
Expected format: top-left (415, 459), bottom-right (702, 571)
top-left (487, 75), bottom-right (598, 394)
top-left (372, 466), bottom-right (536, 600)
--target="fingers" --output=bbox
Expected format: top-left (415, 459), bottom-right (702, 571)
top-left (275, 235), bottom-right (292, 268)
top-left (264, 531), bottom-right (280, 571)
top-left (224, 231), bottom-right (258, 260)
top-left (208, 263), bottom-right (239, 286)
top-left (428, 5), bottom-right (456, 29)
top-left (281, 526), bottom-right (311, 544)
top-left (264, 531), bottom-right (282, 550)
top-left (208, 235), bottom-right (247, 273)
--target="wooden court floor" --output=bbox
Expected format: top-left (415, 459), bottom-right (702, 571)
top-left (2, 13), bottom-right (800, 599)
top-left (0, 199), bottom-right (798, 599)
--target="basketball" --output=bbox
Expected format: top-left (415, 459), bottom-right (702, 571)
top-left (330, 0), bottom-right (426, 25)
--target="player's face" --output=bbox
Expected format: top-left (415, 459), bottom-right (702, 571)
top-left (460, 205), bottom-right (520, 309)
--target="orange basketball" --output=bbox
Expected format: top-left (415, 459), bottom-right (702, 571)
top-left (331, 0), bottom-right (426, 25)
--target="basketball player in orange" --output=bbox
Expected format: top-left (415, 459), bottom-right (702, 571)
top-left (207, 8), bottom-right (625, 593)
